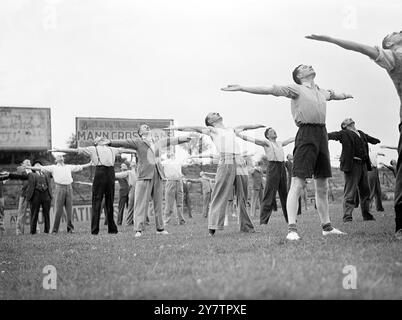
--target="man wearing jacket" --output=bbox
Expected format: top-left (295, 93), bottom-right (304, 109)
top-left (328, 118), bottom-right (380, 222)
top-left (14, 159), bottom-right (32, 235)
top-left (104, 125), bottom-right (192, 237)
top-left (10, 160), bottom-right (54, 234)
top-left (0, 175), bottom-right (6, 234)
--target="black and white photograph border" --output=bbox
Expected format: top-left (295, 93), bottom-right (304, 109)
top-left (0, 0), bottom-right (401, 306)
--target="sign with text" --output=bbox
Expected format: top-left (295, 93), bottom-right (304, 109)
top-left (3, 204), bottom-right (119, 231)
top-left (76, 117), bottom-right (174, 147)
top-left (0, 107), bottom-right (52, 150)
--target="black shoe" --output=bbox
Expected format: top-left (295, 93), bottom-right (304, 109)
top-left (343, 218), bottom-right (353, 223)
top-left (67, 230), bottom-right (75, 234)
top-left (208, 229), bottom-right (215, 236)
top-left (179, 220), bottom-right (186, 225)
top-left (378, 208), bottom-right (385, 212)
top-left (108, 230), bottom-right (118, 234)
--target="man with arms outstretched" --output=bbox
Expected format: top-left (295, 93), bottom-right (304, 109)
top-left (328, 118), bottom-right (380, 223)
top-left (167, 113), bottom-right (262, 235)
top-left (235, 127), bottom-right (294, 225)
top-left (103, 125), bottom-right (192, 237)
top-left (222, 65), bottom-right (351, 240)
top-left (306, 32), bottom-right (402, 239)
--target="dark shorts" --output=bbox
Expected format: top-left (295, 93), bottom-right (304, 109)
top-left (292, 124), bottom-right (332, 179)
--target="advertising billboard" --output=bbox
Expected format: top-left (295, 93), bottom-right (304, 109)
top-left (0, 107), bottom-right (52, 151)
top-left (75, 117), bottom-right (174, 147)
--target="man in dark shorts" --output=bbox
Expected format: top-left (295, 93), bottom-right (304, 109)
top-left (306, 32), bottom-right (402, 239)
top-left (222, 64), bottom-right (352, 240)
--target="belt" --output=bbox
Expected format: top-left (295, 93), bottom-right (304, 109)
top-left (55, 183), bottom-right (71, 187)
top-left (298, 123), bottom-right (326, 127)
top-left (219, 153), bottom-right (244, 162)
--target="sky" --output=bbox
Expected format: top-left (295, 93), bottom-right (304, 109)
top-left (0, 0), bottom-right (401, 165)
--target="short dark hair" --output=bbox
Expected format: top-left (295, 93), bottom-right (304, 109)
top-left (264, 127), bottom-right (273, 139)
top-left (292, 64), bottom-right (303, 84)
top-left (137, 124), bottom-right (147, 137)
top-left (205, 116), bottom-right (212, 127)
top-left (382, 35), bottom-right (391, 49)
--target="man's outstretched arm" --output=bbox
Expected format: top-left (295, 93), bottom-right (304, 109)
top-left (165, 126), bottom-right (211, 135)
top-left (234, 129), bottom-right (267, 147)
top-left (221, 85), bottom-right (276, 95)
top-left (158, 136), bottom-right (193, 148)
top-left (222, 84), bottom-right (300, 99)
top-left (282, 137), bottom-right (295, 147)
top-left (49, 148), bottom-right (80, 153)
top-left (234, 124), bottom-right (265, 132)
top-left (328, 89), bottom-right (354, 100)
top-left (328, 131), bottom-right (343, 142)
top-left (305, 34), bottom-right (378, 60)
top-left (365, 133), bottom-right (381, 145)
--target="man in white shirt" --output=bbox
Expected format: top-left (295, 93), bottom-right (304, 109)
top-left (162, 153), bottom-right (186, 225)
top-left (235, 127), bottom-right (294, 225)
top-left (51, 137), bottom-right (136, 235)
top-left (25, 155), bottom-right (92, 234)
top-left (168, 113), bottom-right (263, 235)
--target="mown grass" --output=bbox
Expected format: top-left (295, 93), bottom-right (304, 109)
top-left (0, 201), bottom-right (401, 300)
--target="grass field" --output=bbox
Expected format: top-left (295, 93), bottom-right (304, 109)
top-left (1, 201), bottom-right (401, 300)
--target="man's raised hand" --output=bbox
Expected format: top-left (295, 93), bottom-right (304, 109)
top-left (345, 93), bottom-right (354, 99)
top-left (221, 84), bottom-right (242, 91)
top-left (305, 34), bottom-right (331, 42)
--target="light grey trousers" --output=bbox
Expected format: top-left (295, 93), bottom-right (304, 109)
top-left (134, 168), bottom-right (164, 232)
top-left (208, 156), bottom-right (254, 232)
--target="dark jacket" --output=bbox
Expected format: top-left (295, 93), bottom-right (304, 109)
top-left (328, 129), bottom-right (380, 172)
top-left (21, 172), bottom-right (53, 201)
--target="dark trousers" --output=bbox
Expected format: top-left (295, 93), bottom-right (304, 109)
top-left (260, 161), bottom-right (288, 224)
top-left (367, 167), bottom-right (384, 212)
top-left (343, 160), bottom-right (373, 221)
top-left (117, 193), bottom-right (129, 225)
top-left (395, 124), bottom-right (402, 232)
top-left (183, 190), bottom-right (192, 217)
top-left (30, 190), bottom-right (51, 234)
top-left (91, 166), bottom-right (118, 234)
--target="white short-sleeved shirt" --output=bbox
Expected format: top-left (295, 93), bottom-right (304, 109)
top-left (372, 46), bottom-right (397, 71)
top-left (162, 159), bottom-right (183, 180)
top-left (371, 46), bottom-right (402, 109)
top-left (271, 83), bottom-right (333, 125)
top-left (78, 146), bottom-right (120, 166)
top-left (41, 164), bottom-right (83, 185)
